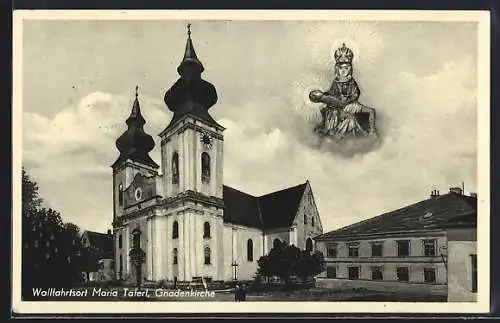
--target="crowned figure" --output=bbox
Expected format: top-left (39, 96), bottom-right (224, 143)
top-left (309, 43), bottom-right (377, 139)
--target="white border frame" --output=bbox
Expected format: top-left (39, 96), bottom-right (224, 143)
top-left (12, 9), bottom-right (491, 314)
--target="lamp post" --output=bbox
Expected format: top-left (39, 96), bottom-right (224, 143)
top-left (231, 261), bottom-right (239, 281)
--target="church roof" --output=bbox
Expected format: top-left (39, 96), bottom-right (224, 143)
top-left (82, 230), bottom-right (113, 258)
top-left (314, 191), bottom-right (477, 241)
top-left (259, 183), bottom-right (309, 230)
top-left (222, 186), bottom-right (262, 229)
top-left (223, 182), bottom-right (308, 230)
top-left (163, 24), bottom-right (221, 132)
top-left (112, 88), bottom-right (159, 169)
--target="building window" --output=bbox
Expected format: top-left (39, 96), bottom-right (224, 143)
top-left (201, 152), bottom-right (211, 184)
top-left (204, 246), bottom-right (211, 265)
top-left (424, 268), bottom-right (436, 283)
top-left (247, 239), bottom-right (254, 262)
top-left (311, 217), bottom-right (315, 227)
top-left (396, 240), bottom-right (410, 257)
top-left (471, 255), bottom-right (477, 293)
top-left (132, 229), bottom-right (141, 249)
top-left (203, 222), bottom-right (211, 238)
top-left (306, 238), bottom-right (313, 253)
top-left (423, 239), bottom-right (437, 256)
top-left (173, 248), bottom-right (178, 265)
top-left (326, 266), bottom-right (337, 278)
top-left (172, 152), bottom-right (179, 184)
top-left (348, 243), bottom-right (359, 257)
top-left (396, 267), bottom-right (409, 282)
top-left (371, 266), bottom-right (383, 280)
top-left (273, 239), bottom-right (281, 250)
top-left (348, 267), bottom-right (360, 280)
top-left (172, 221), bottom-right (179, 239)
top-left (371, 242), bottom-right (383, 257)
top-left (304, 216), bottom-right (307, 225)
top-left (118, 234), bottom-right (122, 249)
top-left (118, 183), bottom-right (123, 206)
top-left (326, 244), bottom-right (337, 258)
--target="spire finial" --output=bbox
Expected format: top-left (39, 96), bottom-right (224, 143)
top-left (187, 23), bottom-right (191, 37)
top-left (135, 85), bottom-right (139, 98)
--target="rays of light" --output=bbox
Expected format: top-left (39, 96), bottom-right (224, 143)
top-left (290, 72), bottom-right (330, 123)
top-left (305, 20), bottom-right (384, 71)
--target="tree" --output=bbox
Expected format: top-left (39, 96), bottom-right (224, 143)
top-left (22, 167), bottom-right (41, 214)
top-left (22, 168), bottom-right (86, 298)
top-left (256, 241), bottom-right (325, 288)
top-left (296, 250), bottom-right (325, 281)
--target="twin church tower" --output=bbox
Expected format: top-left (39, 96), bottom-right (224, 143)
top-left (111, 25), bottom-right (323, 284)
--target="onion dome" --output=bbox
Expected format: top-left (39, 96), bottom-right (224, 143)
top-left (177, 23), bottom-right (204, 75)
top-left (163, 23), bottom-right (221, 130)
top-left (112, 87), bottom-right (159, 169)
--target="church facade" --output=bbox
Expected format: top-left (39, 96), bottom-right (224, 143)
top-left (111, 27), bottom-right (323, 284)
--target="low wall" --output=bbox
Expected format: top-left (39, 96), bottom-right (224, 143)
top-left (316, 278), bottom-right (447, 296)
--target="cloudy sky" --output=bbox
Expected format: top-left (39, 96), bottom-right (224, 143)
top-left (21, 18), bottom-right (479, 233)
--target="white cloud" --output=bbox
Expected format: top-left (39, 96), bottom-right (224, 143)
top-left (21, 21), bottom-right (478, 234)
top-left (22, 51), bottom-right (477, 232)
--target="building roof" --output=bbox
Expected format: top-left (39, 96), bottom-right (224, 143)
top-left (314, 191), bottom-right (477, 241)
top-left (112, 92), bottom-right (159, 169)
top-left (82, 230), bottom-right (113, 258)
top-left (223, 182), bottom-right (308, 230)
top-left (162, 26), bottom-right (221, 132)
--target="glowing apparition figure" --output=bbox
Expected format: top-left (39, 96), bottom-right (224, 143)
top-left (309, 43), bottom-right (377, 140)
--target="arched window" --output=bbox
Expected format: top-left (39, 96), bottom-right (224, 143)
top-left (118, 234), bottom-right (123, 249)
top-left (203, 222), bottom-right (211, 238)
top-left (204, 246), bottom-right (211, 265)
top-left (273, 238), bottom-right (281, 250)
top-left (173, 248), bottom-right (178, 265)
top-left (306, 238), bottom-right (313, 253)
top-left (118, 183), bottom-right (123, 206)
top-left (172, 221), bottom-right (179, 239)
top-left (304, 215), bottom-right (307, 225)
top-left (311, 217), bottom-right (315, 227)
top-left (132, 229), bottom-right (141, 249)
top-left (172, 152), bottom-right (179, 184)
top-left (247, 239), bottom-right (254, 261)
top-left (201, 152), bottom-right (211, 183)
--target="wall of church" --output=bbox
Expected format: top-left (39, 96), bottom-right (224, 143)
top-left (264, 229), bottom-right (289, 254)
top-left (160, 118), bottom-right (224, 201)
top-left (112, 161), bottom-right (157, 219)
top-left (155, 204), bottom-right (224, 282)
top-left (161, 132), bottom-right (180, 198)
top-left (223, 224), bottom-right (264, 281)
top-left (293, 185), bottom-right (323, 251)
top-left (114, 215), bottom-right (151, 283)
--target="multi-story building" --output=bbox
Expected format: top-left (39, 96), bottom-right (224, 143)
top-left (314, 187), bottom-right (477, 301)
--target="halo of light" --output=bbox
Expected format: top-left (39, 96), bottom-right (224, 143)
top-left (290, 72), bottom-right (330, 123)
top-left (306, 20), bottom-right (383, 70)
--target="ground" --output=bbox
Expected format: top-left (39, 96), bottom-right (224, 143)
top-left (25, 287), bottom-right (447, 302)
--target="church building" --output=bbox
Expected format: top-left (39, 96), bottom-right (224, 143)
top-left (111, 26), bottom-right (323, 284)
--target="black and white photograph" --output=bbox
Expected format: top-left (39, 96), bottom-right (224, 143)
top-left (12, 10), bottom-right (490, 314)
